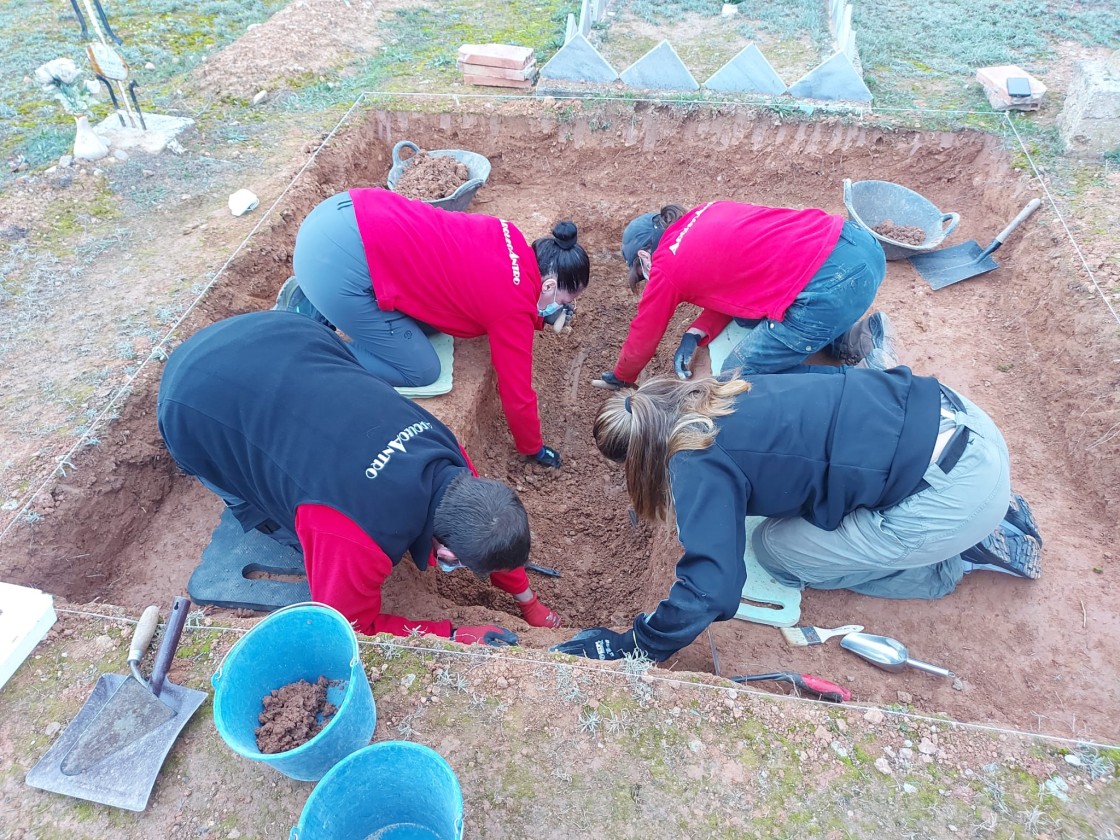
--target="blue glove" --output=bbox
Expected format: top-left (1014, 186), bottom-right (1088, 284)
top-left (452, 624), bottom-right (519, 646)
top-left (674, 332), bottom-right (701, 380)
top-left (533, 445), bottom-right (562, 468)
top-left (550, 627), bottom-right (638, 661)
top-left (592, 371), bottom-right (635, 391)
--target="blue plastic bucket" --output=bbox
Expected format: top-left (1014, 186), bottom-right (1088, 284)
top-left (290, 742), bottom-right (464, 840)
top-left (212, 602), bottom-right (375, 782)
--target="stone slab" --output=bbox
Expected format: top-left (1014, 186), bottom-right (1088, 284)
top-left (976, 64), bottom-right (1047, 111)
top-left (705, 44), bottom-right (786, 95)
top-left (789, 51), bottom-right (872, 102)
top-left (458, 61), bottom-right (537, 80)
top-left (463, 74), bottom-right (534, 89)
top-left (540, 33), bottom-right (618, 83)
top-left (0, 581), bottom-right (56, 691)
top-left (579, 0), bottom-right (591, 36)
top-left (565, 12), bottom-right (577, 44)
top-left (457, 43), bottom-right (534, 70)
top-left (620, 40), bottom-right (699, 91)
top-left (1057, 54), bottom-right (1120, 155)
top-left (92, 113), bottom-right (194, 154)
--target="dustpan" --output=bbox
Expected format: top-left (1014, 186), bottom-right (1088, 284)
top-left (26, 596), bottom-right (207, 811)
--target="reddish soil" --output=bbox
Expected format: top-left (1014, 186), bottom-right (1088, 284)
top-left (256, 676), bottom-right (337, 754)
top-left (873, 219), bottom-right (927, 245)
top-left (2, 105), bottom-right (1117, 742)
top-left (393, 151), bottom-right (471, 201)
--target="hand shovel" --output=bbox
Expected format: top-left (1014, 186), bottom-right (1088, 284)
top-left (909, 198), bottom-right (1041, 290)
top-left (26, 596), bottom-right (208, 811)
top-left (840, 632), bottom-right (954, 678)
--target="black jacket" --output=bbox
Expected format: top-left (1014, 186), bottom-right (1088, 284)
top-left (635, 366), bottom-right (941, 659)
top-left (157, 311), bottom-right (470, 569)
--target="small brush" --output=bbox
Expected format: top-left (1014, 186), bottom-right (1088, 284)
top-left (780, 623), bottom-right (864, 647)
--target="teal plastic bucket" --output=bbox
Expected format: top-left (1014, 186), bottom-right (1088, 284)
top-left (290, 742), bottom-right (464, 840)
top-left (212, 602), bottom-right (375, 782)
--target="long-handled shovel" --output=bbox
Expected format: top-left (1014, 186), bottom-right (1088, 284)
top-left (26, 596), bottom-right (208, 811)
top-left (909, 198), bottom-right (1041, 290)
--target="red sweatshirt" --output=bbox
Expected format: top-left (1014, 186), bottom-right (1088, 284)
top-left (351, 188), bottom-right (545, 455)
top-left (613, 201), bottom-right (844, 384)
top-left (295, 448), bottom-right (531, 637)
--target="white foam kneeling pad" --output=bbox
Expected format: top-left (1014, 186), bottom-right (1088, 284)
top-left (395, 332), bottom-right (455, 399)
top-left (734, 517), bottom-right (802, 627)
top-left (0, 581), bottom-right (57, 691)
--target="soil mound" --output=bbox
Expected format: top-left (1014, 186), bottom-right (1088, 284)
top-left (393, 152), bottom-right (470, 201)
top-left (255, 676), bottom-right (337, 754)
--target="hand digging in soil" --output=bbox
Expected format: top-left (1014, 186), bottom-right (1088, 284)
top-left (255, 676), bottom-right (338, 754)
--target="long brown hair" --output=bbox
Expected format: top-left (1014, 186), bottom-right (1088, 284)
top-left (593, 374), bottom-right (750, 521)
top-left (627, 204), bottom-right (687, 293)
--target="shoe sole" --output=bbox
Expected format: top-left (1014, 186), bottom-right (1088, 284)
top-left (963, 530), bottom-right (1042, 580)
top-left (1004, 494), bottom-right (1042, 546)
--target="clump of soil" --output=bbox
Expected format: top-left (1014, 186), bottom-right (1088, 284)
top-left (255, 676), bottom-right (338, 754)
top-left (872, 220), bottom-right (926, 245)
top-left (393, 151), bottom-right (470, 201)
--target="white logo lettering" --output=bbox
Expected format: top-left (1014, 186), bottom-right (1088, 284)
top-left (667, 202), bottom-right (714, 255)
top-left (500, 219), bottom-right (521, 285)
top-left (365, 421), bottom-right (434, 479)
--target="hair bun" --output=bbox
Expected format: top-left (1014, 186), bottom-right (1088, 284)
top-left (552, 220), bottom-right (578, 251)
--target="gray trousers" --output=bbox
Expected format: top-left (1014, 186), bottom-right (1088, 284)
top-left (753, 388), bottom-right (1010, 600)
top-left (293, 192), bottom-right (441, 387)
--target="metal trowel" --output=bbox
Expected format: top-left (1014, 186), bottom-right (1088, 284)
top-left (840, 632), bottom-right (955, 678)
top-left (26, 596), bottom-right (208, 811)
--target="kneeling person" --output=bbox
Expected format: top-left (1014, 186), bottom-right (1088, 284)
top-left (157, 311), bottom-right (561, 644)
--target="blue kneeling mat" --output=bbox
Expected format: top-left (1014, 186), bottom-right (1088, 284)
top-left (188, 508), bottom-right (310, 612)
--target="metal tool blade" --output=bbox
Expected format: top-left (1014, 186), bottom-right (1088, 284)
top-left (60, 677), bottom-right (174, 775)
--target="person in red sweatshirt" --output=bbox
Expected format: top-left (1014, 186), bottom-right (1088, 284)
top-left (280, 188), bottom-right (591, 469)
top-left (157, 311), bottom-right (563, 644)
top-left (594, 201), bottom-right (891, 390)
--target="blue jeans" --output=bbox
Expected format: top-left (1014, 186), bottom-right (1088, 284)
top-left (751, 387), bottom-right (1011, 600)
top-left (293, 192), bottom-right (441, 387)
top-left (720, 221), bottom-right (886, 375)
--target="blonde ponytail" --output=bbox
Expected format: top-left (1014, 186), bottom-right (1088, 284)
top-left (592, 375), bottom-right (750, 521)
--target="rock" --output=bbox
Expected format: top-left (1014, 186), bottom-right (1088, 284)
top-left (919, 739), bottom-right (937, 755)
top-left (44, 721), bottom-right (62, 738)
top-left (836, 718), bottom-right (848, 733)
top-left (145, 62), bottom-right (156, 70)
top-left (897, 690), bottom-right (913, 704)
top-left (814, 725), bottom-right (830, 742)
top-left (902, 782), bottom-right (917, 794)
top-left (59, 154), bottom-right (73, 168)
top-left (952, 677), bottom-right (964, 691)
top-left (142, 169), bottom-right (154, 177)
top-left (874, 757), bottom-right (893, 775)
top-left (899, 747), bottom-right (914, 761)
top-left (863, 708), bottom-right (885, 725)
top-left (829, 741), bottom-right (848, 759)
top-left (92, 634), bottom-right (115, 653)
top-left (1064, 754), bottom-right (1083, 767)
top-left (113, 149), bottom-right (129, 161)
top-left (400, 673), bottom-right (416, 689)
top-left (252, 90), bottom-right (269, 105)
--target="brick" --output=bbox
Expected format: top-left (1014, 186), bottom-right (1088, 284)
top-left (457, 44), bottom-right (534, 70)
top-left (462, 74), bottom-right (534, 89)
top-left (975, 64), bottom-right (1046, 111)
top-left (457, 61), bottom-right (536, 81)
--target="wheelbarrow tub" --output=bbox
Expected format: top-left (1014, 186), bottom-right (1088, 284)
top-left (386, 140), bottom-right (491, 213)
top-left (843, 178), bottom-right (960, 260)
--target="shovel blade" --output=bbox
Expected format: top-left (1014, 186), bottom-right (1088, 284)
top-left (60, 677), bottom-right (175, 775)
top-left (909, 242), bottom-right (999, 290)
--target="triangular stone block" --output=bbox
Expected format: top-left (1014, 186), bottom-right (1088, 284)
top-left (788, 51), bottom-right (871, 102)
top-left (620, 40), bottom-right (699, 91)
top-left (704, 44), bottom-right (786, 94)
top-left (540, 33), bottom-right (618, 83)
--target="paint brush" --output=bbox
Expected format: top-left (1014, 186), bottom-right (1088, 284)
top-left (779, 624), bottom-right (864, 647)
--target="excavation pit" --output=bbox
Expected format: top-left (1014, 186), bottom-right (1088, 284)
top-left (2, 104), bottom-right (1117, 742)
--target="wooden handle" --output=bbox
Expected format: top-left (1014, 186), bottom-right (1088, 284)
top-left (128, 605), bottom-right (160, 664)
top-left (149, 596), bottom-right (191, 696)
top-left (984, 198), bottom-right (1042, 258)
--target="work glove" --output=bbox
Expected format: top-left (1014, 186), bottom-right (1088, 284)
top-left (518, 593), bottom-right (562, 628)
top-left (532, 445), bottom-right (562, 468)
top-left (452, 624), bottom-right (519, 646)
top-left (591, 371), bottom-right (635, 391)
top-left (674, 332), bottom-right (701, 380)
top-left (550, 627), bottom-right (639, 661)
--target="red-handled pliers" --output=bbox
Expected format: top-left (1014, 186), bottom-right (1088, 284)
top-left (731, 672), bottom-right (852, 703)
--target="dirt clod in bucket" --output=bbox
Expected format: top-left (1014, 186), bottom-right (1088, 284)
top-left (393, 151), bottom-right (470, 201)
top-left (255, 676), bottom-right (338, 754)
top-left (872, 220), bottom-right (926, 245)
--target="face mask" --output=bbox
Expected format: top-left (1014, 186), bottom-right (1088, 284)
top-left (539, 302), bottom-right (563, 319)
top-left (436, 558), bottom-right (462, 574)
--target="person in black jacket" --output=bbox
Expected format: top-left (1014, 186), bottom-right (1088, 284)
top-left (553, 369), bottom-right (1042, 662)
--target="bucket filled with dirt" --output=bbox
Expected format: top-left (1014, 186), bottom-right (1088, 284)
top-left (842, 178), bottom-right (960, 259)
top-left (211, 603), bottom-right (376, 782)
top-left (386, 140), bottom-right (491, 212)
top-left (290, 741), bottom-right (463, 840)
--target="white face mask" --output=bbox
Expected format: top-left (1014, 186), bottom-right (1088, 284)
top-left (436, 558), bottom-right (463, 574)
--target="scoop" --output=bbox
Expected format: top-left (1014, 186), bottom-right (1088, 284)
top-left (840, 632), bottom-right (954, 678)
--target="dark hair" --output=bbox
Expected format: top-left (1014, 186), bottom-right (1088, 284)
top-left (432, 473), bottom-right (530, 574)
top-left (533, 221), bottom-right (590, 295)
top-left (627, 204), bottom-right (687, 292)
top-left (593, 374), bottom-right (750, 521)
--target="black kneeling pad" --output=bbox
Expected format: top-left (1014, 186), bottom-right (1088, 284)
top-left (188, 508), bottom-right (310, 611)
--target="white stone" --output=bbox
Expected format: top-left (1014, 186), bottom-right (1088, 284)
top-left (252, 90), bottom-right (269, 105)
top-left (863, 708), bottom-right (885, 725)
top-left (145, 62), bottom-right (156, 70)
top-left (58, 154), bottom-right (73, 168)
top-left (874, 757), bottom-right (893, 775)
top-left (721, 3), bottom-right (739, 15)
top-left (93, 113), bottom-right (194, 155)
top-left (113, 149), bottom-right (129, 161)
top-left (1057, 51), bottom-right (1120, 156)
top-left (229, 190), bottom-right (261, 216)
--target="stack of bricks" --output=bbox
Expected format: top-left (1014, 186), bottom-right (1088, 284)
top-left (458, 44), bottom-right (536, 89)
top-left (976, 65), bottom-right (1047, 112)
